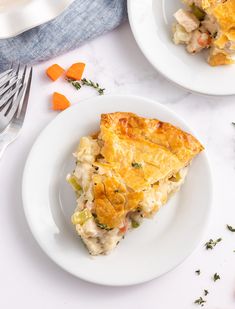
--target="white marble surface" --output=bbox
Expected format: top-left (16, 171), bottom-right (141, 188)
top-left (1, 22), bottom-right (235, 309)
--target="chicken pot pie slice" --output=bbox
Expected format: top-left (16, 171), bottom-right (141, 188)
top-left (67, 112), bottom-right (204, 256)
top-left (172, 0), bottom-right (235, 66)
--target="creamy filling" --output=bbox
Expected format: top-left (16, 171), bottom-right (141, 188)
top-left (172, 0), bottom-right (235, 65)
top-left (69, 136), bottom-right (189, 255)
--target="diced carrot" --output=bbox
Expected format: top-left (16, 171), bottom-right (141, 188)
top-left (46, 64), bottom-right (65, 81)
top-left (52, 92), bottom-right (71, 111)
top-left (119, 226), bottom-right (127, 233)
top-left (66, 63), bottom-right (86, 80)
top-left (119, 220), bottom-right (128, 233)
top-left (197, 33), bottom-right (211, 47)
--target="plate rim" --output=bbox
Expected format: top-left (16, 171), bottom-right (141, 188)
top-left (127, 0), bottom-right (235, 96)
top-left (0, 0), bottom-right (74, 39)
top-left (22, 94), bottom-right (213, 286)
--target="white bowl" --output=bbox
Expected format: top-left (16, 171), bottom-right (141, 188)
top-left (22, 95), bottom-right (212, 286)
top-left (128, 0), bottom-right (235, 96)
top-left (0, 0), bottom-right (74, 39)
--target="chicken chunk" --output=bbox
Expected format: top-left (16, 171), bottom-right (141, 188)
top-left (172, 24), bottom-right (192, 45)
top-left (174, 9), bottom-right (200, 33)
top-left (201, 15), bottom-right (218, 35)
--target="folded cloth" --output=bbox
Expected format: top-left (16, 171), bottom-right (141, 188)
top-left (0, 0), bottom-right (127, 71)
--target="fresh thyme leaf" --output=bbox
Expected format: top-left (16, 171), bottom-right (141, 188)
top-left (114, 189), bottom-right (119, 193)
top-left (232, 122), bottom-right (235, 126)
top-left (67, 78), bottom-right (82, 90)
top-left (213, 273), bottom-right (220, 282)
top-left (132, 162), bottom-right (142, 169)
top-left (194, 297), bottom-right (206, 306)
top-left (227, 224), bottom-right (235, 232)
top-left (204, 289), bottom-right (209, 296)
top-left (95, 219), bottom-right (112, 231)
top-left (98, 88), bottom-right (105, 95)
top-left (81, 78), bottom-right (105, 95)
top-left (205, 238), bottom-right (222, 250)
top-left (195, 269), bottom-right (201, 275)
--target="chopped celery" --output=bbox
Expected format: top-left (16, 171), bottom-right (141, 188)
top-left (71, 209), bottom-right (92, 225)
top-left (67, 174), bottom-right (82, 192)
top-left (191, 4), bottom-right (205, 21)
top-left (131, 220), bottom-right (140, 228)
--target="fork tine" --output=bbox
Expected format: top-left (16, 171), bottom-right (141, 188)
top-left (0, 69), bottom-right (13, 81)
top-left (0, 77), bottom-right (18, 96)
top-left (0, 81), bottom-right (22, 108)
top-left (13, 63), bottom-right (21, 79)
top-left (17, 67), bottom-right (32, 121)
top-left (4, 83), bottom-right (26, 120)
top-left (19, 65), bottom-right (27, 87)
top-left (0, 72), bottom-right (16, 90)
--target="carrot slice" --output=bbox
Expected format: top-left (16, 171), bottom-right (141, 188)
top-left (46, 64), bottom-right (65, 81)
top-left (66, 63), bottom-right (86, 80)
top-left (52, 92), bottom-right (71, 111)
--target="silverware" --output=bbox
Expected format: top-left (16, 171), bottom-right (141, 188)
top-left (0, 65), bottom-right (33, 159)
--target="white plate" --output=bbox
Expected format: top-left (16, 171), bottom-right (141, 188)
top-left (22, 95), bottom-right (212, 286)
top-left (0, 0), bottom-right (74, 39)
top-left (128, 0), bottom-right (235, 96)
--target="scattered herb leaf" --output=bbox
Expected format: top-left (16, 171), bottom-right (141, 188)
top-left (194, 297), bottom-right (206, 306)
top-left (114, 189), bottom-right (119, 193)
top-left (205, 238), bottom-right (222, 250)
top-left (227, 224), bottom-right (235, 232)
top-left (132, 162), bottom-right (142, 169)
top-left (213, 273), bottom-right (220, 282)
top-left (95, 220), bottom-right (112, 231)
top-left (204, 290), bottom-right (209, 296)
top-left (195, 269), bottom-right (201, 275)
top-left (232, 122), bottom-right (235, 126)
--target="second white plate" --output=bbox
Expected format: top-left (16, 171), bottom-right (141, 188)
top-left (128, 0), bottom-right (235, 96)
top-left (22, 95), bottom-right (212, 286)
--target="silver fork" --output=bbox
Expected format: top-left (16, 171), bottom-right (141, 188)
top-left (0, 65), bottom-right (23, 131)
top-left (0, 66), bottom-right (33, 158)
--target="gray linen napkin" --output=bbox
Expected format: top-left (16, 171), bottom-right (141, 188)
top-left (0, 0), bottom-right (127, 71)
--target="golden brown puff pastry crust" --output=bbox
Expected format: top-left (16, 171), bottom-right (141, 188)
top-left (92, 112), bottom-right (204, 228)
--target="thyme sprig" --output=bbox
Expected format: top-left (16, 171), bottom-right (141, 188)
top-left (67, 79), bottom-right (82, 90)
top-left (205, 238), bottom-right (222, 250)
top-left (81, 78), bottom-right (105, 95)
top-left (67, 77), bottom-right (105, 95)
top-left (194, 297), bottom-right (206, 306)
top-left (213, 273), bottom-right (220, 282)
top-left (227, 224), bottom-right (235, 232)
top-left (131, 162), bottom-right (142, 169)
